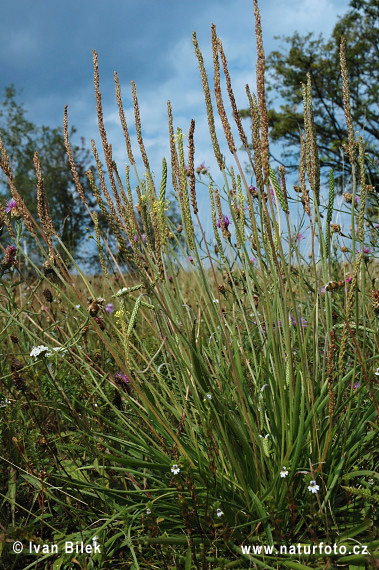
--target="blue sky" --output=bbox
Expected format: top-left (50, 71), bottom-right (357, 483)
top-left (0, 0), bottom-right (350, 240)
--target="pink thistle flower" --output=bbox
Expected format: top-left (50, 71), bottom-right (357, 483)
top-left (5, 198), bottom-right (17, 213)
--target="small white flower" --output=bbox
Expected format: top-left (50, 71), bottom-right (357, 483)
top-left (171, 464), bottom-right (180, 475)
top-left (146, 508), bottom-right (151, 514)
top-left (216, 508), bottom-right (224, 517)
top-left (368, 479), bottom-right (374, 485)
top-left (212, 299), bottom-right (219, 304)
top-left (30, 345), bottom-right (50, 358)
top-left (0, 398), bottom-right (11, 408)
top-left (375, 368), bottom-right (379, 376)
top-left (308, 480), bottom-right (320, 494)
top-left (48, 346), bottom-right (67, 356)
top-left (280, 467), bottom-right (289, 478)
top-left (92, 536), bottom-right (98, 543)
top-left (206, 393), bottom-right (212, 400)
top-left (115, 287), bottom-right (129, 297)
top-left (75, 304), bottom-right (80, 309)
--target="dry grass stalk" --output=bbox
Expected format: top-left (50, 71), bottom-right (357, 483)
top-left (33, 151), bottom-right (56, 256)
top-left (211, 25), bottom-right (236, 154)
top-left (217, 37), bottom-right (249, 153)
top-left (167, 100), bottom-right (180, 193)
top-left (253, 0), bottom-right (269, 181)
top-left (114, 71), bottom-right (135, 166)
top-left (63, 106), bottom-right (88, 206)
top-left (131, 81), bottom-right (154, 192)
top-left (192, 31), bottom-right (224, 170)
top-left (188, 119), bottom-right (198, 215)
top-left (0, 133), bottom-right (33, 235)
top-left (340, 38), bottom-right (356, 166)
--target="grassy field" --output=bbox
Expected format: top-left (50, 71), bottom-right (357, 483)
top-left (0, 2), bottom-right (378, 568)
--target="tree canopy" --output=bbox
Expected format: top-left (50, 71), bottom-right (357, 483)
top-left (241, 0), bottom-right (379, 189)
top-left (0, 85), bottom-right (96, 263)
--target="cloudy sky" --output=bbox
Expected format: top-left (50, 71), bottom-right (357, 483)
top-left (0, 0), bottom-right (350, 234)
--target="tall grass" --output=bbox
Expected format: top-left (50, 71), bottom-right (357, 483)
top-left (0, 1), bottom-right (378, 568)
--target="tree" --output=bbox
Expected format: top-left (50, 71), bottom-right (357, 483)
top-left (0, 85), bottom-right (96, 263)
top-left (241, 0), bottom-right (379, 189)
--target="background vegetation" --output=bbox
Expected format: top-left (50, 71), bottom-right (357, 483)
top-left (0, 0), bottom-right (378, 568)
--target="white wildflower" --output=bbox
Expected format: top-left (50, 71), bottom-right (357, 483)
top-left (146, 508), bottom-right (151, 514)
top-left (375, 368), bottom-right (379, 376)
top-left (308, 480), bottom-right (320, 494)
top-left (280, 467), bottom-right (289, 478)
top-left (216, 508), bottom-right (224, 517)
top-left (0, 398), bottom-right (11, 408)
top-left (171, 464), bottom-right (180, 475)
top-left (48, 347), bottom-right (67, 356)
top-left (115, 287), bottom-right (129, 297)
top-left (30, 345), bottom-right (50, 358)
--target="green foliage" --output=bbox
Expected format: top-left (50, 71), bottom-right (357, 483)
top-left (0, 4), bottom-right (378, 569)
top-left (241, 0), bottom-right (379, 190)
top-left (0, 85), bottom-right (96, 263)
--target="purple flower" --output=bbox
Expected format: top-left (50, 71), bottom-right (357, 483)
top-left (105, 303), bottom-right (114, 314)
top-left (114, 371), bottom-right (132, 395)
top-left (250, 257), bottom-right (256, 264)
top-left (216, 215), bottom-right (230, 229)
top-left (270, 187), bottom-right (275, 197)
top-left (115, 371), bottom-right (129, 383)
top-left (5, 244), bottom-right (17, 263)
top-left (353, 381), bottom-right (360, 390)
top-left (5, 199), bottom-right (17, 213)
top-left (249, 185), bottom-right (257, 193)
top-left (196, 162), bottom-right (208, 175)
top-left (188, 256), bottom-right (194, 263)
top-left (357, 247), bottom-right (371, 255)
top-left (292, 233), bottom-right (304, 243)
top-left (290, 312), bottom-right (308, 328)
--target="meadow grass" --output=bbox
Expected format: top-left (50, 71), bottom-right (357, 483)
top-left (0, 2), bottom-right (378, 568)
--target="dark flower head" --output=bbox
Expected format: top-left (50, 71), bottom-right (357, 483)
top-left (115, 371), bottom-right (130, 384)
top-left (217, 215), bottom-right (230, 229)
top-left (5, 198), bottom-right (17, 213)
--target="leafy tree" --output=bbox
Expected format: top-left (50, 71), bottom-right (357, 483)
top-left (240, 0), bottom-right (379, 189)
top-left (0, 85), bottom-right (96, 263)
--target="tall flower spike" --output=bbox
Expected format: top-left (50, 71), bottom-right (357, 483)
top-left (131, 81), bottom-right (154, 194)
top-left (33, 151), bottom-right (56, 255)
top-left (245, 86), bottom-right (263, 192)
top-left (167, 101), bottom-right (180, 193)
top-left (192, 31), bottom-right (224, 170)
top-left (188, 119), bottom-right (198, 214)
top-left (114, 71), bottom-right (135, 166)
top-left (212, 25), bottom-right (236, 154)
top-left (325, 169), bottom-right (335, 259)
top-left (217, 38), bottom-right (249, 155)
top-left (0, 132), bottom-right (33, 235)
top-left (253, 0), bottom-right (269, 181)
top-left (340, 38), bottom-right (356, 167)
top-left (93, 51), bottom-right (128, 218)
top-left (64, 106), bottom-right (88, 206)
top-left (357, 136), bottom-right (367, 244)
